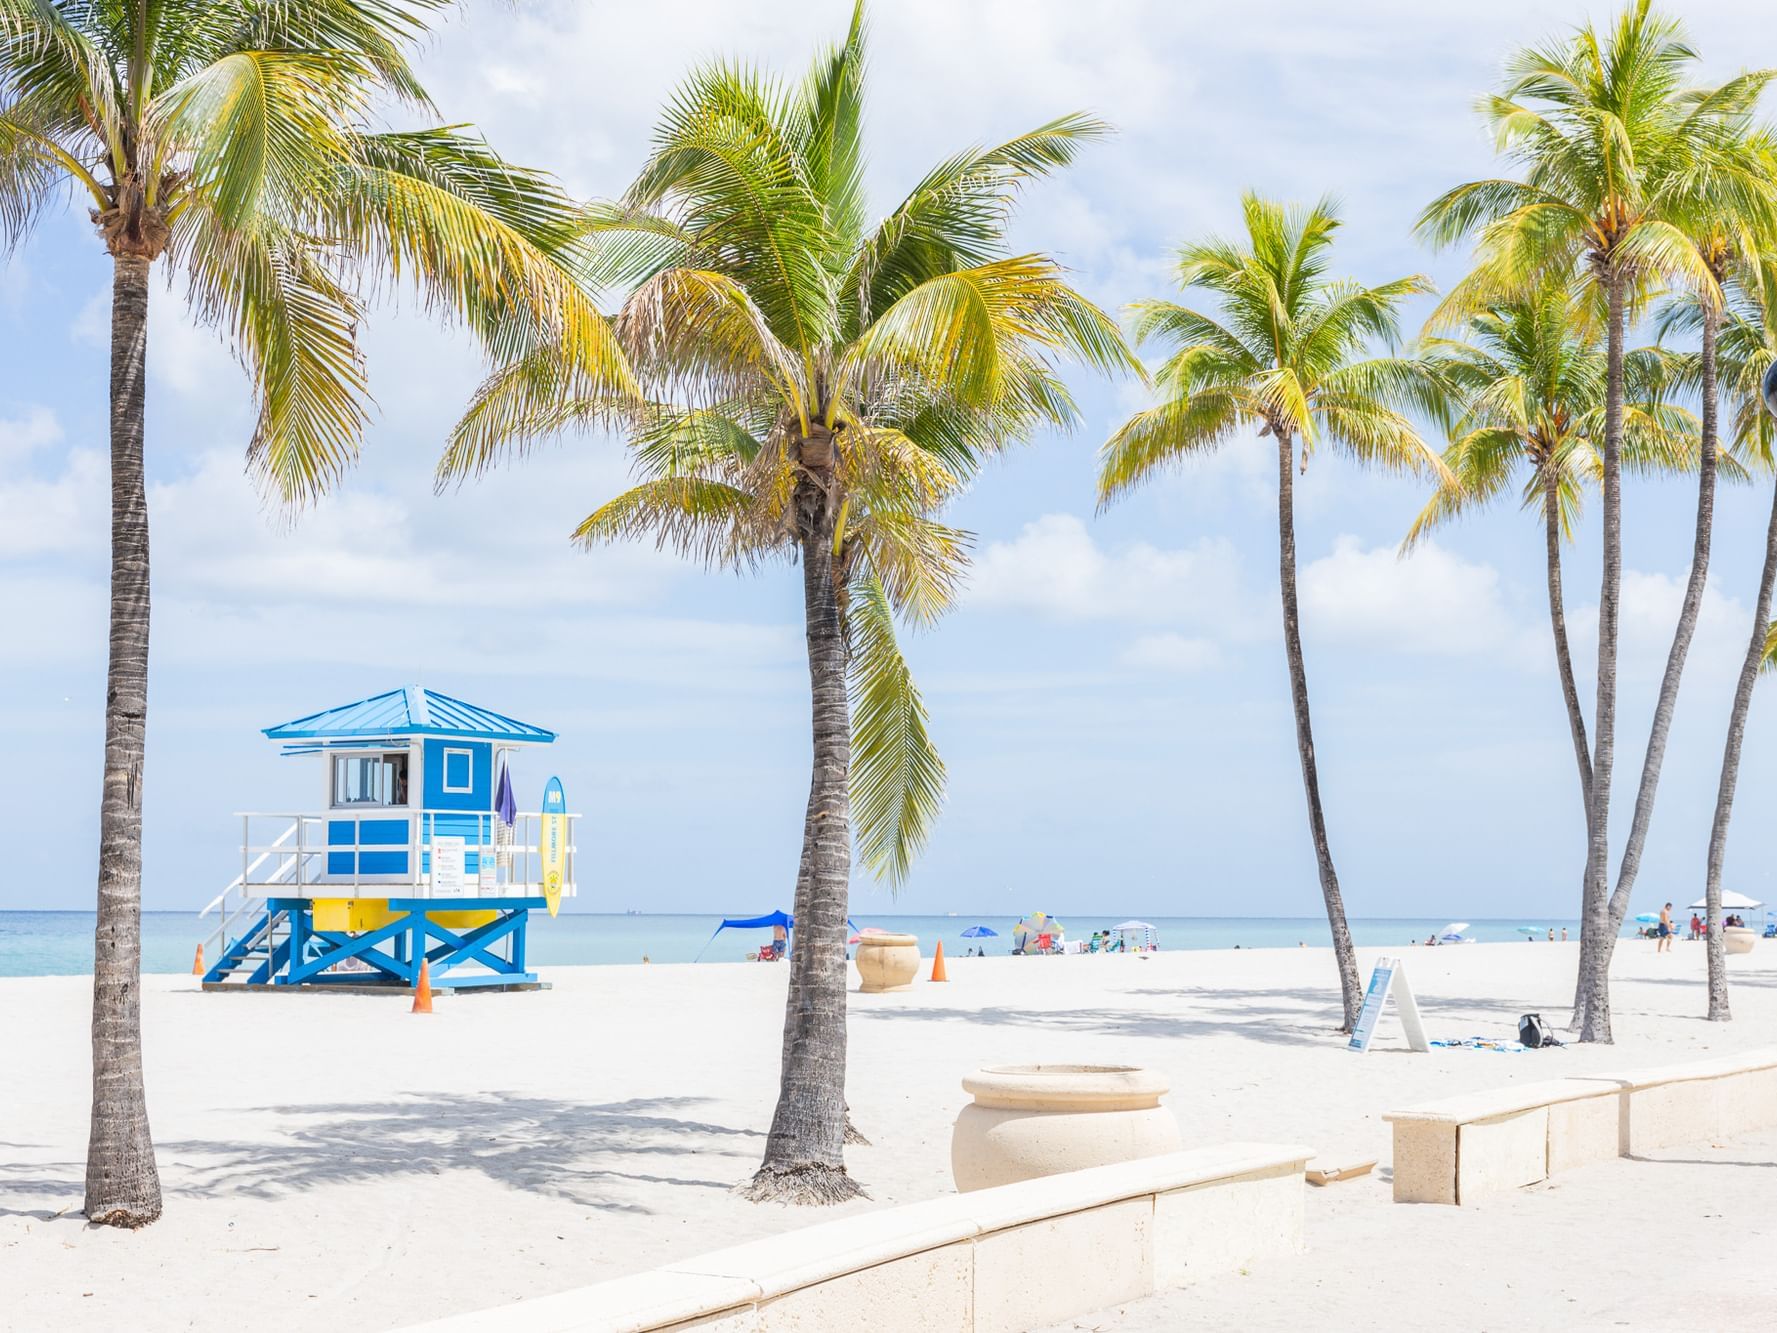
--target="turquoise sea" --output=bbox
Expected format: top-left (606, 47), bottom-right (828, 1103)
top-left (0, 910), bottom-right (1599, 977)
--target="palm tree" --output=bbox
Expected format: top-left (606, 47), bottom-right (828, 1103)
top-left (1099, 194), bottom-right (1446, 1032)
top-left (1697, 269), bottom-right (1777, 1020)
top-left (1603, 118), bottom-right (1777, 970)
top-left (0, 0), bottom-right (631, 1226)
top-left (1417, 1), bottom-right (1772, 1041)
top-left (440, 2), bottom-right (1133, 1202)
top-left (1409, 286), bottom-right (1700, 817)
top-left (1407, 284), bottom-right (1697, 828)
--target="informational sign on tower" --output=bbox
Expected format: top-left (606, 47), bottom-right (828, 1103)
top-left (1347, 956), bottom-right (1429, 1053)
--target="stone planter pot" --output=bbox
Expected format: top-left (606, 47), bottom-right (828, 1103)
top-left (855, 932), bottom-right (920, 993)
top-left (950, 1064), bottom-right (1180, 1192)
top-left (1723, 926), bottom-right (1756, 956)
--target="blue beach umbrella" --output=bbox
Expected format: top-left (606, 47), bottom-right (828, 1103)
top-left (961, 925), bottom-right (998, 938)
top-left (1516, 926), bottom-right (1539, 935)
top-left (1634, 912), bottom-right (1660, 924)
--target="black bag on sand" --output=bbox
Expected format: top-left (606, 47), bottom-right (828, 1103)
top-left (1519, 1013), bottom-right (1548, 1048)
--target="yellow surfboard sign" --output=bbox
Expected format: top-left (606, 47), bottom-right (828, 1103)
top-left (539, 776), bottom-right (567, 918)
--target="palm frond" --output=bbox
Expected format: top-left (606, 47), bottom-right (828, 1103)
top-left (847, 570), bottom-right (945, 887)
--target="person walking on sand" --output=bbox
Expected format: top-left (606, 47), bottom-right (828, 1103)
top-left (1658, 903), bottom-right (1674, 954)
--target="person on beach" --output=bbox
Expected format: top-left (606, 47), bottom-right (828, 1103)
top-left (1658, 903), bottom-right (1674, 953)
top-left (1547, 927), bottom-right (1555, 942)
top-left (1691, 913), bottom-right (1702, 941)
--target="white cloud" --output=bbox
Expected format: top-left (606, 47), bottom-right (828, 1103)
top-left (0, 447), bottom-right (104, 558)
top-left (1569, 568), bottom-right (1758, 694)
top-left (0, 405), bottom-right (62, 463)
top-left (969, 513), bottom-right (1245, 625)
top-left (1300, 534), bottom-right (1539, 663)
top-left (71, 283), bottom-right (244, 404)
top-left (1119, 632), bottom-right (1222, 673)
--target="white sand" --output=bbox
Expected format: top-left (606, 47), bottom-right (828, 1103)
top-left (3, 939), bottom-right (1773, 1331)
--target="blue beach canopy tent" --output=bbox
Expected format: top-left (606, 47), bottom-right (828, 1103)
top-left (198, 685), bottom-right (576, 991)
top-left (696, 910), bottom-right (860, 960)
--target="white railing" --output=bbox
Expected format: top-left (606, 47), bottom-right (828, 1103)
top-left (223, 809), bottom-right (579, 900)
top-left (197, 818), bottom-right (306, 968)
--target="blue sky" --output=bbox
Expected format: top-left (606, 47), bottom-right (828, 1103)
top-left (3, 0), bottom-right (1774, 920)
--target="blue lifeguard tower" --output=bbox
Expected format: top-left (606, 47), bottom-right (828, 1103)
top-left (199, 686), bottom-right (578, 991)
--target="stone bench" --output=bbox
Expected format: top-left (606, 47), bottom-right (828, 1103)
top-left (405, 1142), bottom-right (1313, 1332)
top-left (1384, 1047), bottom-right (1777, 1205)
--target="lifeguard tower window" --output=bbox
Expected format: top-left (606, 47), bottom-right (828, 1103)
top-left (332, 752), bottom-right (410, 807)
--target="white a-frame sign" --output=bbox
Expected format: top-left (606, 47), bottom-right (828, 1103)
top-left (1347, 956), bottom-right (1429, 1053)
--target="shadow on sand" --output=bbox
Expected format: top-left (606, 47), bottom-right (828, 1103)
top-left (0, 1094), bottom-right (762, 1218)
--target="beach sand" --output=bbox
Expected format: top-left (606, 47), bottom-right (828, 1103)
top-left (3, 938), bottom-right (1772, 1331)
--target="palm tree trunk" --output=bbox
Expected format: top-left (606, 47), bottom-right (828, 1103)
top-left (1543, 467), bottom-right (1594, 810)
top-left (85, 253), bottom-right (162, 1228)
top-left (1276, 430), bottom-right (1361, 1031)
top-left (1599, 294), bottom-right (1720, 958)
top-left (1702, 479), bottom-right (1777, 1022)
top-left (743, 486), bottom-right (862, 1205)
top-left (1576, 268), bottom-right (1628, 1044)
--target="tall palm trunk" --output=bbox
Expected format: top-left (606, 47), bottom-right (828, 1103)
top-left (1599, 293), bottom-right (1720, 957)
top-left (1577, 268), bottom-right (1627, 1044)
top-left (744, 476), bottom-right (862, 1204)
top-left (85, 254), bottom-right (162, 1227)
top-left (1702, 480), bottom-right (1777, 1022)
top-left (1543, 466), bottom-right (1594, 811)
top-left (1276, 429), bottom-right (1361, 1031)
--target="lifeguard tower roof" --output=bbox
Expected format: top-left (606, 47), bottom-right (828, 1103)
top-left (263, 685), bottom-right (556, 749)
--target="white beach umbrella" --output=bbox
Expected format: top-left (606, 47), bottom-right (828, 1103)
top-left (1112, 920), bottom-right (1158, 932)
top-left (1686, 890), bottom-right (1764, 912)
top-left (1440, 922), bottom-right (1470, 936)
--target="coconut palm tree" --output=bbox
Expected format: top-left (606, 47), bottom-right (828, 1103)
top-left (1417, 0), bottom-right (1774, 1041)
top-left (1696, 268), bottom-right (1777, 1020)
top-left (1603, 121), bottom-right (1777, 973)
top-left (1407, 284), bottom-right (1697, 828)
top-left (1099, 193), bottom-right (1446, 1032)
top-left (440, 3), bottom-right (1133, 1202)
top-left (0, 0), bottom-right (631, 1227)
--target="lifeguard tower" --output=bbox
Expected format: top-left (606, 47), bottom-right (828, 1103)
top-left (199, 686), bottom-right (578, 991)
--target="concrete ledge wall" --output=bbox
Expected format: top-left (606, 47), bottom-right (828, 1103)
top-left (1385, 1048), bottom-right (1777, 1205)
top-left (409, 1143), bottom-right (1312, 1332)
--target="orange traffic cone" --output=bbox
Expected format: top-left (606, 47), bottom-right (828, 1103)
top-left (411, 960), bottom-right (434, 1014)
top-left (930, 940), bottom-right (948, 982)
top-left (191, 944), bottom-right (205, 976)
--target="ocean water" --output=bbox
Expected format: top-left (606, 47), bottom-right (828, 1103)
top-left (0, 910), bottom-right (1599, 978)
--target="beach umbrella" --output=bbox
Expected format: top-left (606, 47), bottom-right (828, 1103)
top-left (1685, 889), bottom-right (1764, 912)
top-left (1440, 922), bottom-right (1470, 937)
top-left (960, 925), bottom-right (998, 938)
top-left (1113, 920), bottom-right (1158, 932)
top-left (1515, 926), bottom-right (1539, 935)
top-left (1633, 912), bottom-right (1660, 924)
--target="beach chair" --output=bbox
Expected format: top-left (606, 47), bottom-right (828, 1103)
top-left (1036, 932), bottom-right (1054, 954)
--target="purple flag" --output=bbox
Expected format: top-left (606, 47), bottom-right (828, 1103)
top-left (494, 762), bottom-right (517, 828)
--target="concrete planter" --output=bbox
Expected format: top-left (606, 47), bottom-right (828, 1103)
top-left (855, 932), bottom-right (920, 992)
top-left (951, 1064), bottom-right (1180, 1192)
top-left (1723, 926), bottom-right (1756, 956)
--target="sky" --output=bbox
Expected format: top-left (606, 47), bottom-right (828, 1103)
top-left (2, 0), bottom-right (1775, 921)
